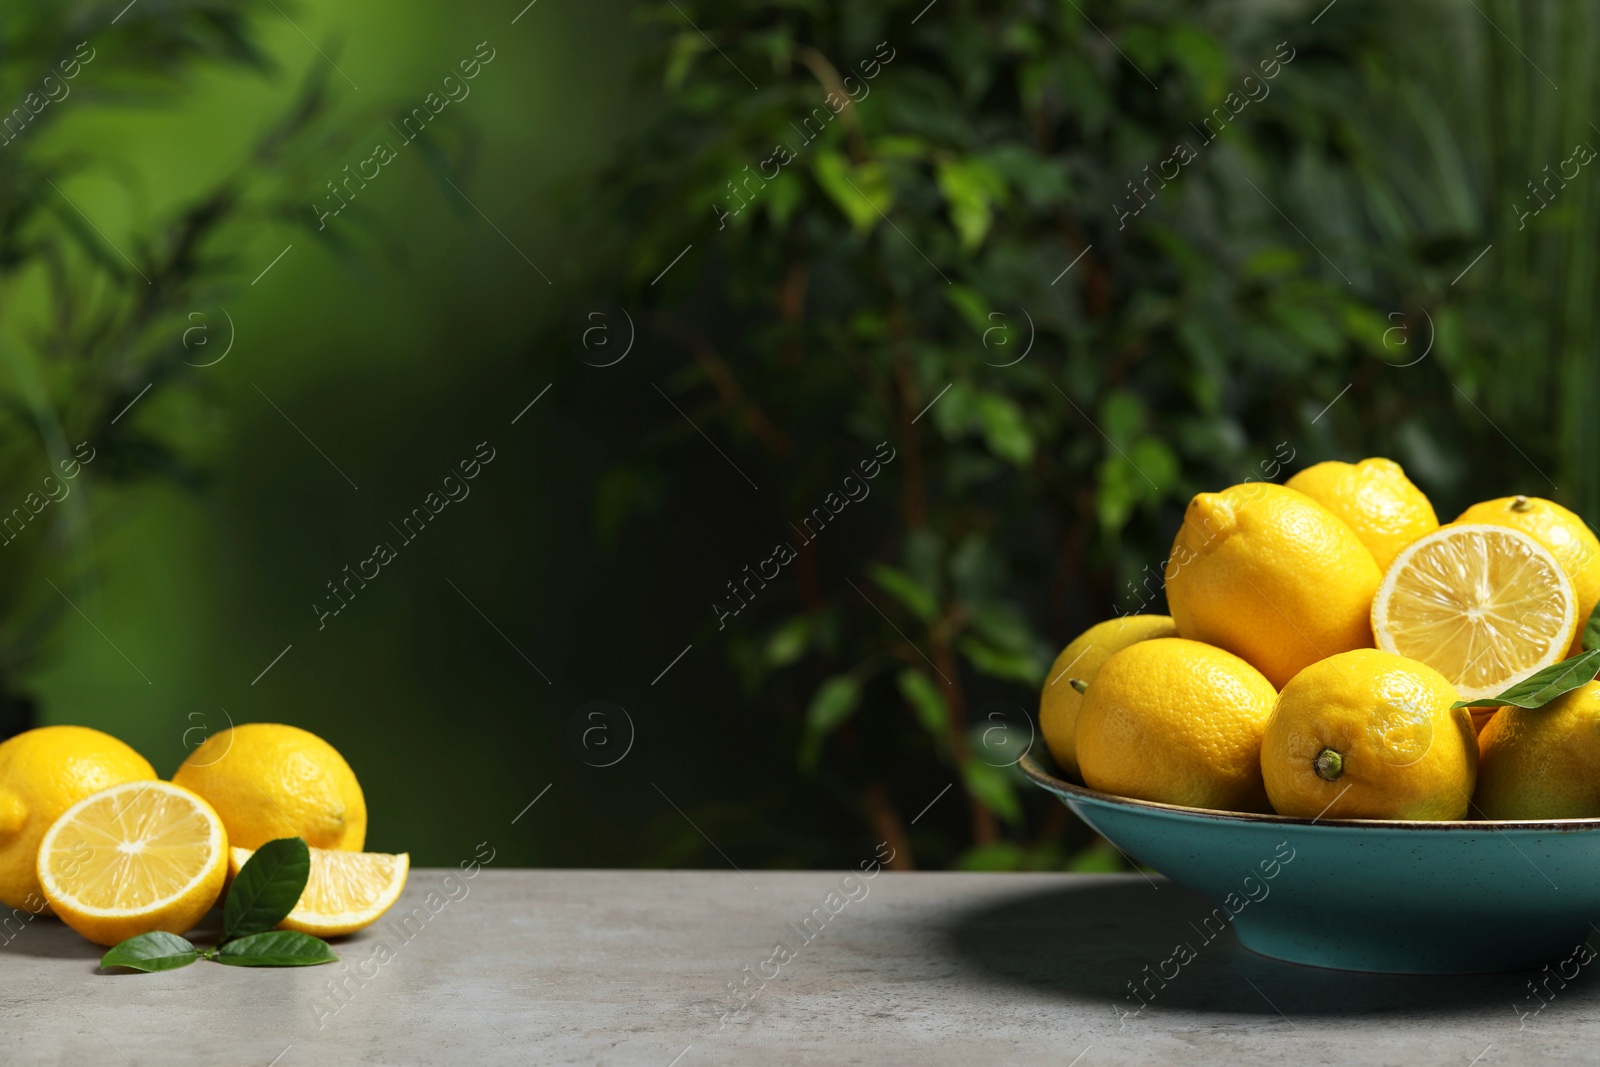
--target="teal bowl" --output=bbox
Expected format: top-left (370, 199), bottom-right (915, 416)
top-left (1020, 752), bottom-right (1600, 973)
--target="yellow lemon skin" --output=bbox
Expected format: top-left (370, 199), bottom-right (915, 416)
top-left (1455, 496), bottom-right (1600, 656)
top-left (172, 724), bottom-right (366, 851)
top-left (1039, 615), bottom-right (1177, 780)
top-left (1164, 482), bottom-right (1382, 689)
top-left (1475, 683), bottom-right (1600, 820)
top-left (0, 726), bottom-right (156, 911)
top-left (1076, 638), bottom-right (1277, 813)
top-left (1261, 649), bottom-right (1475, 820)
top-left (1285, 457), bottom-right (1438, 571)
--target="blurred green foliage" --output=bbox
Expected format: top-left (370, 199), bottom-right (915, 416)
top-left (2, 0), bottom-right (1597, 871)
top-left (580, 0), bottom-right (1600, 869)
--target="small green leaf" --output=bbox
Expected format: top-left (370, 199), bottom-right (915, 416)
top-left (961, 759), bottom-right (1022, 825)
top-left (812, 151), bottom-right (892, 233)
top-left (764, 615), bottom-right (812, 668)
top-left (798, 675), bottom-right (861, 771)
top-left (870, 563), bottom-right (938, 623)
top-left (101, 932), bottom-right (198, 973)
top-left (224, 837), bottom-right (311, 941)
top-left (214, 930), bottom-right (338, 967)
top-left (1452, 648), bottom-right (1600, 710)
top-left (897, 668), bottom-right (949, 736)
top-left (1583, 600), bottom-right (1600, 653)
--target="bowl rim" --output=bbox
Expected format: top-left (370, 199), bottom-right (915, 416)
top-left (1018, 751), bottom-right (1600, 831)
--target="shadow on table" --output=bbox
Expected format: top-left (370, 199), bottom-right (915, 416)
top-left (0, 908), bottom-right (226, 970)
top-left (942, 878), bottom-right (1595, 1022)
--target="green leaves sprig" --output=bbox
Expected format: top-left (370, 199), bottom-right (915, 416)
top-left (1452, 603), bottom-right (1600, 710)
top-left (101, 837), bottom-right (336, 973)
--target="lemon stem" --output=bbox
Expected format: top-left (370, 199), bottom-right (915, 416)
top-left (1313, 747), bottom-right (1344, 782)
top-left (1069, 678), bottom-right (1089, 694)
top-left (1511, 495), bottom-right (1532, 512)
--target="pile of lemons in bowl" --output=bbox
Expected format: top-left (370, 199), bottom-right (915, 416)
top-left (1041, 457), bottom-right (1600, 822)
top-left (0, 722), bottom-right (406, 946)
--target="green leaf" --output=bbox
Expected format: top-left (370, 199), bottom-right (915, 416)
top-left (935, 158), bottom-right (1006, 250)
top-left (897, 668), bottom-right (949, 736)
top-left (870, 563), bottom-right (938, 623)
top-left (224, 836), bottom-right (311, 941)
top-left (764, 615), bottom-right (812, 668)
top-left (1583, 600), bottom-right (1600, 653)
top-left (214, 930), bottom-right (338, 967)
top-left (973, 393), bottom-right (1033, 465)
top-left (812, 151), bottom-right (892, 234)
top-left (957, 635), bottom-right (1044, 684)
top-left (798, 675), bottom-right (861, 771)
top-left (961, 759), bottom-right (1022, 825)
top-left (1452, 648), bottom-right (1600, 709)
top-left (101, 932), bottom-right (198, 973)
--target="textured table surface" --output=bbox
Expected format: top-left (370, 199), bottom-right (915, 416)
top-left (3, 868), bottom-right (1593, 1065)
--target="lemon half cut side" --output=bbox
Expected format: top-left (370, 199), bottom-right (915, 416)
top-left (1372, 524), bottom-right (1577, 702)
top-left (37, 780), bottom-right (227, 947)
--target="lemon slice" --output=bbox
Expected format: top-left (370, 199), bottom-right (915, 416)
top-left (1372, 524), bottom-right (1578, 701)
top-left (230, 845), bottom-right (408, 937)
top-left (37, 780), bottom-right (227, 947)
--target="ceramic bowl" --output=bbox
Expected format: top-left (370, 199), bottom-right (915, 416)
top-left (1019, 752), bottom-right (1600, 973)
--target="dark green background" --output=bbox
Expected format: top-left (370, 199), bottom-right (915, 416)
top-left (6, 0), bottom-right (1598, 871)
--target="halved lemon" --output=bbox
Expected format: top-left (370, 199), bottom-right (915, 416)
top-left (1372, 524), bottom-right (1578, 701)
top-left (229, 845), bottom-right (408, 937)
top-left (37, 780), bottom-right (227, 947)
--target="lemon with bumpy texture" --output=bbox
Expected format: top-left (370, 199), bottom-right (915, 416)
top-left (1040, 615), bottom-right (1177, 780)
top-left (0, 726), bottom-right (156, 911)
top-left (1456, 495), bottom-right (1600, 656)
top-left (37, 780), bottom-right (227, 946)
top-left (1261, 649), bottom-right (1475, 820)
top-left (1372, 525), bottom-right (1576, 701)
top-left (229, 845), bottom-right (408, 937)
top-left (1076, 638), bottom-right (1277, 813)
top-left (1164, 482), bottom-right (1381, 688)
top-left (1285, 457), bottom-right (1438, 570)
top-left (1475, 683), bottom-right (1600, 819)
top-left (172, 724), bottom-right (366, 851)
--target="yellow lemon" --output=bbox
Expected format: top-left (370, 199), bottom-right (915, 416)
top-left (1261, 649), bottom-right (1475, 820)
top-left (1372, 525), bottom-right (1576, 701)
top-left (172, 724), bottom-right (366, 851)
top-left (0, 726), bottom-right (156, 911)
top-left (37, 780), bottom-right (227, 946)
top-left (229, 845), bottom-right (408, 937)
top-left (1075, 637), bottom-right (1277, 813)
top-left (1475, 683), bottom-right (1600, 819)
top-left (1039, 615), bottom-right (1177, 780)
top-left (1285, 457), bottom-right (1438, 570)
top-left (1456, 495), bottom-right (1600, 655)
top-left (1164, 482), bottom-right (1381, 688)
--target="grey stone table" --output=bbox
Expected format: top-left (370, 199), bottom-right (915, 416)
top-left (3, 869), bottom-right (1593, 1065)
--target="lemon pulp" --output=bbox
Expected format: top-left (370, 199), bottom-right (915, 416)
top-left (1372, 524), bottom-right (1576, 701)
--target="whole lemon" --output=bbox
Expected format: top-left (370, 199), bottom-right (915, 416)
top-left (1164, 482), bottom-right (1381, 688)
top-left (1285, 457), bottom-right (1438, 570)
top-left (1039, 615), bottom-right (1177, 780)
top-left (1261, 648), bottom-right (1475, 820)
top-left (1076, 637), bottom-right (1277, 812)
top-left (1455, 495), bottom-right (1600, 656)
top-left (0, 726), bottom-right (156, 911)
top-left (172, 723), bottom-right (366, 851)
top-left (1475, 683), bottom-right (1600, 819)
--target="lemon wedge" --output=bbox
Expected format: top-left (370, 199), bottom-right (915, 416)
top-left (1372, 523), bottom-right (1578, 701)
top-left (37, 780), bottom-right (227, 947)
top-left (230, 844), bottom-right (407, 937)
